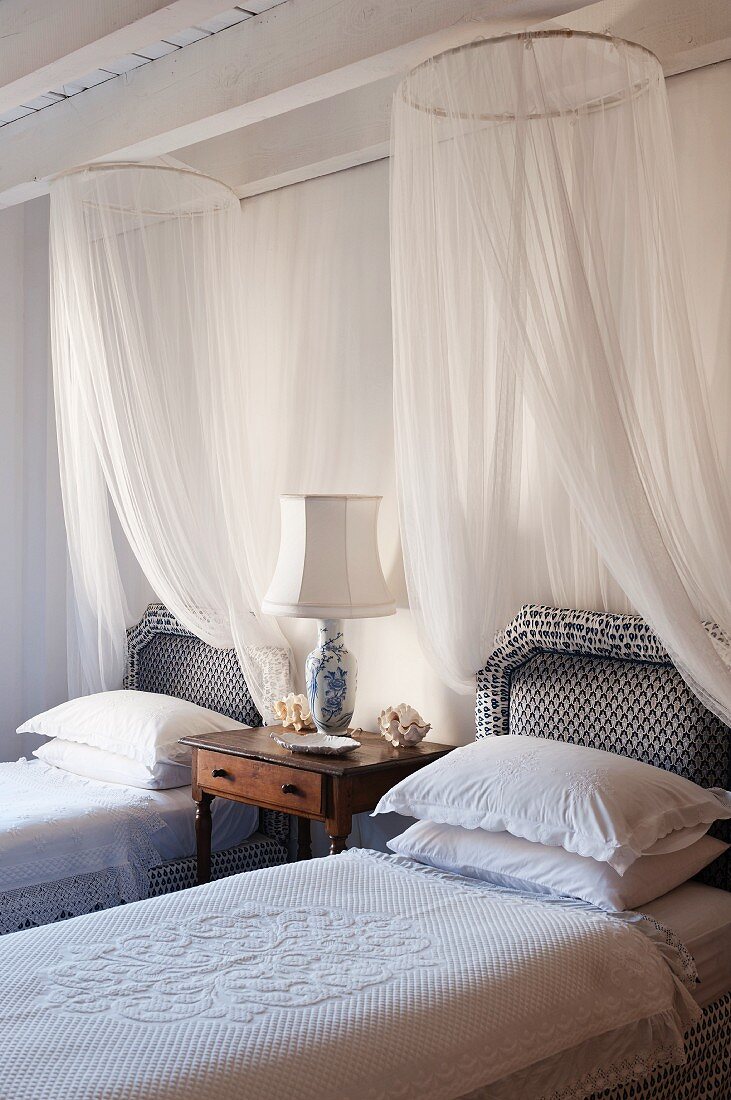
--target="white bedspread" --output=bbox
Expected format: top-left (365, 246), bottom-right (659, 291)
top-left (0, 759), bottom-right (165, 893)
top-left (0, 761), bottom-right (260, 934)
top-left (0, 850), bottom-right (700, 1100)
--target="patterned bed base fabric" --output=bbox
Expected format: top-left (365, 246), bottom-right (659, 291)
top-left (592, 992), bottom-right (731, 1100)
top-left (259, 808), bottom-right (291, 849)
top-left (146, 833), bottom-right (287, 897)
top-left (475, 605), bottom-right (731, 892)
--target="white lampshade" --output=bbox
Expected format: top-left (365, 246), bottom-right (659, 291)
top-left (262, 495), bottom-right (396, 619)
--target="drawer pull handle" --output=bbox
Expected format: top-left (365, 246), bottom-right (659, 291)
top-left (211, 768), bottom-right (228, 778)
top-left (281, 783), bottom-right (298, 795)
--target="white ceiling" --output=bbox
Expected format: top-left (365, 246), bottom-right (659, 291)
top-left (0, 0), bottom-right (728, 210)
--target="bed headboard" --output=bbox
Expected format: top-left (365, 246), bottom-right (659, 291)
top-left (123, 603), bottom-right (261, 727)
top-left (476, 604), bottom-right (731, 891)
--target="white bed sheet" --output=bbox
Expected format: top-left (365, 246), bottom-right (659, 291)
top-left (641, 880), bottom-right (731, 1007)
top-left (0, 851), bottom-right (700, 1100)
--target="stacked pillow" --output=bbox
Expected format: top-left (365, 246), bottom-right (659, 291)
top-left (33, 739), bottom-right (191, 791)
top-left (18, 690), bottom-right (247, 790)
top-left (375, 735), bottom-right (731, 912)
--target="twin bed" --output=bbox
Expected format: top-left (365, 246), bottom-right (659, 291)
top-left (1, 604), bottom-right (289, 934)
top-left (1, 604), bottom-right (729, 1099)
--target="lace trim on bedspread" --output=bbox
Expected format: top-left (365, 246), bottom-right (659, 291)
top-left (458, 1013), bottom-right (688, 1100)
top-left (0, 760), bottom-right (166, 901)
top-left (548, 1037), bottom-right (686, 1100)
top-left (0, 866), bottom-right (149, 935)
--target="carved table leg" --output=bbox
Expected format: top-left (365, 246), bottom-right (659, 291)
top-left (297, 818), bottom-right (313, 860)
top-left (195, 793), bottom-right (214, 885)
top-left (328, 834), bottom-right (348, 856)
top-left (326, 777), bottom-right (352, 857)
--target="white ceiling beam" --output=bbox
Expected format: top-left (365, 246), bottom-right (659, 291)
top-left (176, 0), bottom-right (731, 201)
top-left (0, 0), bottom-right (592, 208)
top-left (0, 0), bottom-right (233, 115)
top-left (177, 77), bottom-right (396, 197)
top-left (538, 0), bottom-right (731, 76)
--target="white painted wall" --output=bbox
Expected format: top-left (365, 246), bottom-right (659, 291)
top-left (0, 205), bottom-right (24, 757)
top-left (240, 160), bottom-right (477, 754)
top-left (0, 61), bottom-right (728, 796)
top-left (0, 196), bottom-right (68, 760)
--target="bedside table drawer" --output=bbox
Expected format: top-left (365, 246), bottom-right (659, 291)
top-left (197, 750), bottom-right (324, 815)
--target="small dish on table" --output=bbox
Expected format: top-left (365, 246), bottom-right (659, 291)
top-left (269, 730), bottom-right (361, 756)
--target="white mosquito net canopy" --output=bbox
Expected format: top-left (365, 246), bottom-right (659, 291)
top-left (51, 163), bottom-right (291, 718)
top-left (391, 31), bottom-right (731, 722)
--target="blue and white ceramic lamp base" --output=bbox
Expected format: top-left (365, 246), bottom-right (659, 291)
top-left (305, 619), bottom-right (357, 735)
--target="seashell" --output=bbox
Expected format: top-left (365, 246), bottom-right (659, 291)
top-left (273, 692), bottom-right (316, 733)
top-left (378, 703), bottom-right (431, 748)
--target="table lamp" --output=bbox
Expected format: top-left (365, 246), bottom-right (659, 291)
top-left (262, 495), bottom-right (395, 734)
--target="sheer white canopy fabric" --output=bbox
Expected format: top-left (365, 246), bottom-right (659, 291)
top-left (391, 31), bottom-right (731, 722)
top-left (50, 164), bottom-right (291, 718)
top-left (237, 166), bottom-right (397, 592)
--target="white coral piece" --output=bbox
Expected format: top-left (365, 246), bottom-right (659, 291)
top-left (378, 703), bottom-right (431, 748)
top-left (273, 692), bottom-right (316, 733)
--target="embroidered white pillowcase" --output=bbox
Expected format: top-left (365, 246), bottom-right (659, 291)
top-left (18, 690), bottom-right (247, 769)
top-left (373, 734), bottom-right (731, 874)
top-left (388, 819), bottom-right (729, 912)
top-left (33, 738), bottom-right (192, 790)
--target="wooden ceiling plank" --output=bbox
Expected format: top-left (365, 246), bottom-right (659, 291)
top-left (0, 0), bottom-right (238, 115)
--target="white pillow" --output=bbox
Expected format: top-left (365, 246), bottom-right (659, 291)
top-left (373, 735), bottom-right (731, 874)
top-left (18, 690), bottom-right (247, 769)
top-left (388, 819), bottom-right (729, 912)
top-left (34, 738), bottom-right (191, 790)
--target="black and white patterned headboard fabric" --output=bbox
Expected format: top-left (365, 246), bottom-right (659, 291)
top-left (476, 605), bottom-right (731, 892)
top-left (124, 603), bottom-right (261, 727)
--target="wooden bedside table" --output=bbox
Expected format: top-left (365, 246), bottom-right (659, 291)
top-left (181, 726), bottom-right (453, 883)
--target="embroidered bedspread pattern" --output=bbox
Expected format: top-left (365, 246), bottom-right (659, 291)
top-left (0, 760), bottom-right (166, 894)
top-left (0, 851), bottom-right (698, 1100)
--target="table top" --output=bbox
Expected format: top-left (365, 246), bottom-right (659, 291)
top-left (180, 726), bottom-right (454, 777)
